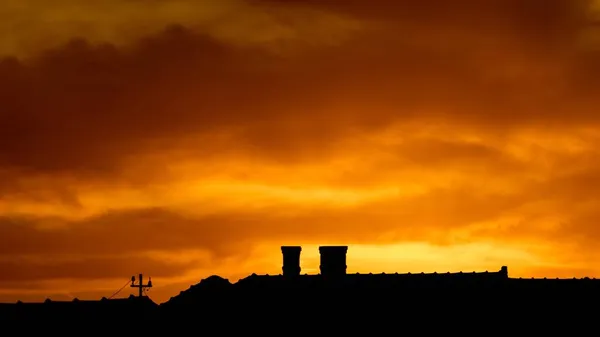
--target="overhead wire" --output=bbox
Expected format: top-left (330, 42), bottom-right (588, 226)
top-left (108, 279), bottom-right (132, 299)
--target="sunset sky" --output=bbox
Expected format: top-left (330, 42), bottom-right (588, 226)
top-left (1, 0), bottom-right (600, 304)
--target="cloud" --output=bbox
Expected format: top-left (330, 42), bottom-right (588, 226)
top-left (0, 0), bottom-right (597, 183)
top-left (0, 0), bottom-right (361, 57)
top-left (0, 196), bottom-right (510, 259)
top-left (0, 176), bottom-right (577, 259)
top-left (0, 255), bottom-right (196, 282)
top-left (1, 0), bottom-right (600, 302)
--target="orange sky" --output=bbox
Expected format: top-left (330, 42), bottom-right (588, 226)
top-left (1, 0), bottom-right (600, 304)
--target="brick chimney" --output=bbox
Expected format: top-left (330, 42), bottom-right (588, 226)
top-left (281, 246), bottom-right (302, 276)
top-left (319, 246), bottom-right (348, 277)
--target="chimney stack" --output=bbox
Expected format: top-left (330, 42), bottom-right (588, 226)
top-left (281, 246), bottom-right (302, 276)
top-left (319, 246), bottom-right (348, 277)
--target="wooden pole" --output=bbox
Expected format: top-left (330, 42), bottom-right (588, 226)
top-left (130, 273), bottom-right (152, 297)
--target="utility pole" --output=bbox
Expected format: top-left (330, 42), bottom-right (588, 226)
top-left (130, 273), bottom-right (152, 297)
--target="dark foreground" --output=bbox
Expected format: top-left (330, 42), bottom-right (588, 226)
top-left (2, 245), bottom-right (597, 332)
top-left (1, 279), bottom-right (599, 332)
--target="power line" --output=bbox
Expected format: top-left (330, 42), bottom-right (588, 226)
top-left (108, 279), bottom-right (132, 299)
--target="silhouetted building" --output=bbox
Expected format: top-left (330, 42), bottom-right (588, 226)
top-left (0, 295), bottom-right (157, 325)
top-left (4, 244), bottom-right (600, 330)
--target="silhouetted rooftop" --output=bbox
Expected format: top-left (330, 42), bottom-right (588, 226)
top-left (5, 294), bottom-right (156, 306)
top-left (5, 245), bottom-right (600, 329)
top-left (0, 294), bottom-right (157, 324)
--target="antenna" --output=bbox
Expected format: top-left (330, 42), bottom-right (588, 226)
top-left (130, 273), bottom-right (152, 297)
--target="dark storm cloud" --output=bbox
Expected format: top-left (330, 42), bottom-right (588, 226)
top-left (0, 0), bottom-right (597, 181)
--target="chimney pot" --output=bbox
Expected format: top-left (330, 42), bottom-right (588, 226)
top-left (319, 246), bottom-right (348, 277)
top-left (281, 246), bottom-right (302, 277)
